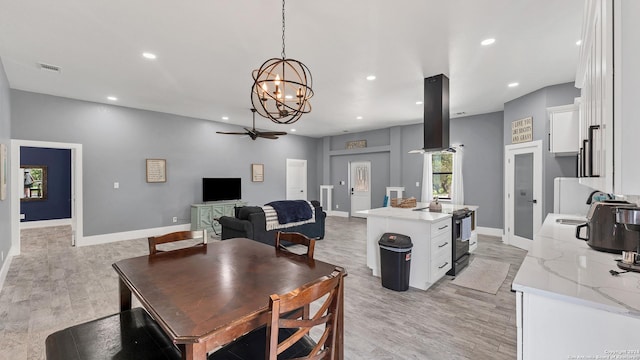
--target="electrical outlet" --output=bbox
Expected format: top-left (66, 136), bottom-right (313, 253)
top-left (20, 213), bottom-right (25, 220)
top-left (335, 204), bottom-right (339, 209)
top-left (114, 182), bottom-right (120, 189)
top-left (172, 217), bottom-right (178, 223)
top-left (416, 181), bottom-right (420, 187)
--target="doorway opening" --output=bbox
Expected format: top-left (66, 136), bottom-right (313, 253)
top-left (10, 140), bottom-right (83, 255)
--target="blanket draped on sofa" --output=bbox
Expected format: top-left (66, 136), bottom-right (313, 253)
top-left (262, 200), bottom-right (315, 231)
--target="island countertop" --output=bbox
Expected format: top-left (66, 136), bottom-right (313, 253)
top-left (512, 213), bottom-right (640, 318)
top-left (357, 202), bottom-right (479, 223)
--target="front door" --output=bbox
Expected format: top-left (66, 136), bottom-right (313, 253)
top-left (504, 140), bottom-right (542, 250)
top-left (286, 159), bottom-right (307, 200)
top-left (350, 161), bottom-right (371, 217)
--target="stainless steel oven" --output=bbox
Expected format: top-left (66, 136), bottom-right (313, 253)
top-left (447, 209), bottom-right (472, 276)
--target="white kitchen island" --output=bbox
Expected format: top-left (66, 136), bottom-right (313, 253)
top-left (358, 203), bottom-right (478, 290)
top-left (513, 213), bottom-right (640, 359)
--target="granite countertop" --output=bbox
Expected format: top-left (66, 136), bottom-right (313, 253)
top-left (357, 202), bottom-right (478, 222)
top-left (512, 213), bottom-right (640, 318)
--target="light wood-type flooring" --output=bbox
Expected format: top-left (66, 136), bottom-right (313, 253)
top-left (0, 217), bottom-right (526, 359)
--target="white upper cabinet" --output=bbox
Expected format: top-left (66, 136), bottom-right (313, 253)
top-left (575, 0), bottom-right (640, 195)
top-left (548, 104), bottom-right (579, 156)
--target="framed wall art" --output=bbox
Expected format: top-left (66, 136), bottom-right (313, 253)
top-left (146, 159), bottom-right (167, 183)
top-left (251, 163), bottom-right (264, 182)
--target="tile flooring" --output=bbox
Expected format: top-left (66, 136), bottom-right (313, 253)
top-left (0, 217), bottom-right (526, 359)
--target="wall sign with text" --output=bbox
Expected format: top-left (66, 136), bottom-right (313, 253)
top-left (512, 117), bottom-right (533, 144)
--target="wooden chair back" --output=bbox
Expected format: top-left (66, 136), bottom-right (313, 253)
top-left (148, 229), bottom-right (207, 255)
top-left (275, 231), bottom-right (316, 259)
top-left (266, 267), bottom-right (345, 360)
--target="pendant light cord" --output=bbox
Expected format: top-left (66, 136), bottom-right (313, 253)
top-left (281, 0), bottom-right (286, 59)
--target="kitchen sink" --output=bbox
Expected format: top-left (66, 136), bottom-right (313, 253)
top-left (555, 218), bottom-right (586, 225)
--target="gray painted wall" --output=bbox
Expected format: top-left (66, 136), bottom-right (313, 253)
top-left (328, 128), bottom-right (392, 212)
top-left (451, 111), bottom-right (505, 229)
top-left (321, 111), bottom-right (505, 229)
top-left (0, 59), bottom-right (11, 268)
top-left (503, 82), bottom-right (580, 218)
top-left (10, 90), bottom-right (320, 236)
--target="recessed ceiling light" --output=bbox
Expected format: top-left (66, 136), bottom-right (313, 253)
top-left (576, 40), bottom-right (582, 46)
top-left (508, 82), bottom-right (519, 88)
top-left (481, 38), bottom-right (496, 46)
top-left (416, 101), bottom-right (423, 105)
top-left (356, 116), bottom-right (363, 120)
top-left (366, 75), bottom-right (376, 81)
top-left (107, 96), bottom-right (117, 101)
top-left (290, 129), bottom-right (296, 132)
top-left (142, 52), bottom-right (157, 60)
top-left (221, 116), bottom-right (229, 120)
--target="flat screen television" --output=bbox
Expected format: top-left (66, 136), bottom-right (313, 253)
top-left (202, 178), bottom-right (241, 202)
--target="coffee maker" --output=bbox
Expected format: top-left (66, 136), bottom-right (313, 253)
top-left (615, 207), bottom-right (640, 273)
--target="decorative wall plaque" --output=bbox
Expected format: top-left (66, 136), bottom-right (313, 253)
top-left (252, 163), bottom-right (264, 182)
top-left (511, 117), bottom-right (533, 144)
top-left (146, 159), bottom-right (167, 183)
top-left (346, 140), bottom-right (367, 149)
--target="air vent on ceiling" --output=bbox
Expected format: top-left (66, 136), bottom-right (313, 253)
top-left (454, 112), bottom-right (466, 116)
top-left (37, 62), bottom-right (61, 73)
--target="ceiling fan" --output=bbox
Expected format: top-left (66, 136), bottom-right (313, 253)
top-left (217, 108), bottom-right (287, 140)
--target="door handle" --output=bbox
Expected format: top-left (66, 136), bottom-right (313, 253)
top-left (588, 125), bottom-right (600, 177)
top-left (528, 199), bottom-right (537, 204)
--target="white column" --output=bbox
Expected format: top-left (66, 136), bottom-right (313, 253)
top-left (320, 185), bottom-right (334, 214)
top-left (386, 187), bottom-right (405, 206)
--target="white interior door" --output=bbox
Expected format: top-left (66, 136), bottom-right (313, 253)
top-left (350, 161), bottom-right (371, 217)
top-left (286, 159), bottom-right (307, 200)
top-left (504, 140), bottom-right (542, 250)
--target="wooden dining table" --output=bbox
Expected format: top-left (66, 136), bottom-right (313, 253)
top-left (112, 237), bottom-right (345, 360)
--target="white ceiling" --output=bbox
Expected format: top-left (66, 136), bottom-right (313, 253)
top-left (0, 0), bottom-right (585, 138)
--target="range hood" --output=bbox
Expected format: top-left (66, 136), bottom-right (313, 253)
top-left (410, 74), bottom-right (450, 153)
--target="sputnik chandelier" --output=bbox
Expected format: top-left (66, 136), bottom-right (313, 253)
top-left (251, 0), bottom-right (314, 124)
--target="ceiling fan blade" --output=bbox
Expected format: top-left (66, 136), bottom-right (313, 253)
top-left (258, 131), bottom-right (288, 136)
top-left (258, 134), bottom-right (279, 139)
top-left (216, 131), bottom-right (249, 135)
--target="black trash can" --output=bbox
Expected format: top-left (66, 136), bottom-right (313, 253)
top-left (378, 233), bottom-right (412, 291)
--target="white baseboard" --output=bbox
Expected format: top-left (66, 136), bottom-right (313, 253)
top-left (476, 227), bottom-right (503, 238)
top-left (0, 252), bottom-right (13, 293)
top-left (79, 224), bottom-right (191, 247)
top-left (327, 211), bottom-right (349, 218)
top-left (20, 218), bottom-right (72, 229)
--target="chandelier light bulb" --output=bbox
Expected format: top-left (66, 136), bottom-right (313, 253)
top-left (274, 74), bottom-right (281, 86)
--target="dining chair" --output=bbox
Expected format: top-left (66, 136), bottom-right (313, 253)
top-left (148, 229), bottom-right (208, 255)
top-left (276, 231), bottom-right (316, 259)
top-left (45, 308), bottom-right (182, 360)
top-left (208, 267), bottom-right (344, 360)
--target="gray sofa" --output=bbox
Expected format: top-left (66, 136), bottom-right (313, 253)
top-left (218, 200), bottom-right (326, 246)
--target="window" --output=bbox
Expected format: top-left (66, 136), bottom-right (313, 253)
top-left (432, 153), bottom-right (453, 199)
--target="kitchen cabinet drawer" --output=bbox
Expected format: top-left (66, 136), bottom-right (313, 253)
top-left (431, 218), bottom-right (451, 238)
top-left (430, 251), bottom-right (452, 282)
top-left (430, 232), bottom-right (451, 259)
